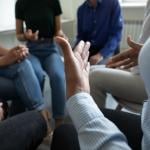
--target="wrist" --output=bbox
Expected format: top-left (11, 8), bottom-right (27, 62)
top-left (67, 85), bottom-right (90, 99)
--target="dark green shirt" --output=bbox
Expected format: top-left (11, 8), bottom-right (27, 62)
top-left (15, 0), bottom-right (62, 38)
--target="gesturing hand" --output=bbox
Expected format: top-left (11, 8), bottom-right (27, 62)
top-left (106, 36), bottom-right (143, 69)
top-left (55, 37), bottom-right (91, 98)
top-left (24, 29), bottom-right (39, 41)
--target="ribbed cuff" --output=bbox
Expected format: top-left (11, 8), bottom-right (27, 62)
top-left (66, 92), bottom-right (104, 130)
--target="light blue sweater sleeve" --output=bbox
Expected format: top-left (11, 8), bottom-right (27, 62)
top-left (66, 92), bottom-right (131, 150)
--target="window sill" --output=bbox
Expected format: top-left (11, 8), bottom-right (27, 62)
top-left (121, 2), bottom-right (146, 8)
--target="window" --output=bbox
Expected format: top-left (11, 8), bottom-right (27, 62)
top-left (0, 0), bottom-right (16, 32)
top-left (121, 0), bottom-right (147, 3)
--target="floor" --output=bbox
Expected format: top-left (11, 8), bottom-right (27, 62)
top-left (36, 94), bottom-right (120, 150)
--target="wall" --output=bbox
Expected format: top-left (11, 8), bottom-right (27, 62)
top-left (0, 0), bottom-right (146, 49)
top-left (0, 0), bottom-right (16, 32)
top-left (61, 0), bottom-right (84, 20)
top-left (120, 5), bottom-right (145, 49)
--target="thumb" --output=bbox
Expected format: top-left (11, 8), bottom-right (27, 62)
top-left (127, 36), bottom-right (143, 50)
top-left (34, 30), bottom-right (39, 40)
top-left (35, 30), bottom-right (39, 36)
top-left (55, 36), bottom-right (74, 60)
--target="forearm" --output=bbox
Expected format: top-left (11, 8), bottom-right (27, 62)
top-left (55, 15), bottom-right (63, 36)
top-left (0, 57), bottom-right (7, 67)
top-left (0, 46), bottom-right (9, 56)
top-left (67, 92), bottom-right (131, 150)
top-left (16, 19), bottom-right (26, 41)
top-left (16, 33), bottom-right (27, 41)
top-left (55, 29), bottom-right (64, 36)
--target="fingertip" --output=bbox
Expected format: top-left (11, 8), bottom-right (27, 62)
top-left (85, 41), bottom-right (91, 46)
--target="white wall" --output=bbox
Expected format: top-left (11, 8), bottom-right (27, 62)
top-left (0, 0), bottom-right (16, 32)
top-left (122, 5), bottom-right (145, 20)
top-left (0, 0), bottom-right (146, 49)
top-left (61, 0), bottom-right (84, 20)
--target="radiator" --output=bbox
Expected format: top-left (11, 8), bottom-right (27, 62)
top-left (120, 20), bottom-right (143, 49)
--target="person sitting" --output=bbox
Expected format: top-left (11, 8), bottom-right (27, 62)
top-left (0, 45), bottom-right (51, 132)
top-left (74, 0), bottom-right (123, 65)
top-left (15, 0), bottom-right (67, 128)
top-left (89, 0), bottom-right (150, 108)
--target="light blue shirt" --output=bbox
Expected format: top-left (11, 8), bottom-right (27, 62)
top-left (67, 92), bottom-right (131, 150)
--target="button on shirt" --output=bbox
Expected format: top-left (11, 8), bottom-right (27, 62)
top-left (76, 0), bottom-right (123, 57)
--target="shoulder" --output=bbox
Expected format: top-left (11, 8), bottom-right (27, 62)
top-left (102, 0), bottom-right (120, 7)
top-left (78, 1), bottom-right (87, 13)
top-left (15, 0), bottom-right (28, 9)
top-left (16, 0), bottom-right (26, 5)
top-left (51, 0), bottom-right (61, 6)
top-left (51, 0), bottom-right (62, 16)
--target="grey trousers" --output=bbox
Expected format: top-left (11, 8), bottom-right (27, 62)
top-left (89, 65), bottom-right (147, 108)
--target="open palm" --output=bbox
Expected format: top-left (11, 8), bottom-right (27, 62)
top-left (55, 37), bottom-right (91, 98)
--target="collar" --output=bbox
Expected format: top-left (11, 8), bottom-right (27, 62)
top-left (86, 0), bottom-right (102, 7)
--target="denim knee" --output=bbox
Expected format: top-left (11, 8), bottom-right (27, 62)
top-left (14, 59), bottom-right (45, 110)
top-left (16, 59), bottom-right (32, 72)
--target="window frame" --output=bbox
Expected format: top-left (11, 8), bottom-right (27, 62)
top-left (121, 0), bottom-right (147, 3)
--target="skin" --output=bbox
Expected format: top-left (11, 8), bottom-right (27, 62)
top-left (106, 36), bottom-right (143, 69)
top-left (55, 37), bottom-right (91, 98)
top-left (89, 53), bottom-right (102, 65)
top-left (16, 15), bottom-right (68, 41)
top-left (0, 45), bottom-right (29, 67)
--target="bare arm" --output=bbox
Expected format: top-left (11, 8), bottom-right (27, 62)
top-left (54, 15), bottom-right (68, 40)
top-left (16, 19), bottom-right (26, 41)
top-left (0, 46), bottom-right (9, 56)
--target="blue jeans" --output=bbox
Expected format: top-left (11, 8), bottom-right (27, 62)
top-left (27, 41), bottom-right (66, 119)
top-left (0, 59), bottom-right (45, 111)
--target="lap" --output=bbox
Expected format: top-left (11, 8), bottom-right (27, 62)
top-left (90, 66), bottom-right (147, 103)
